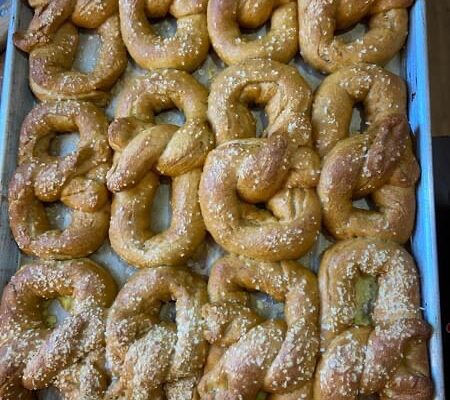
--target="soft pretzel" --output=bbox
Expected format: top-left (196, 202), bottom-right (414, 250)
top-left (207, 0), bottom-right (298, 65)
top-left (0, 259), bottom-right (116, 399)
top-left (298, 0), bottom-right (414, 73)
top-left (107, 69), bottom-right (213, 268)
top-left (318, 113), bottom-right (418, 243)
top-left (105, 266), bottom-right (207, 399)
top-left (201, 60), bottom-right (321, 261)
top-left (119, 0), bottom-right (210, 71)
top-left (14, 0), bottom-right (119, 52)
top-left (8, 101), bottom-right (111, 259)
top-left (198, 255), bottom-right (319, 399)
top-left (313, 65), bottom-right (418, 242)
top-left (315, 238), bottom-right (433, 399)
top-left (313, 64), bottom-right (407, 157)
top-left (28, 15), bottom-right (127, 105)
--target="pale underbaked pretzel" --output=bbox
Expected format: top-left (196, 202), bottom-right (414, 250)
top-left (119, 0), bottom-right (210, 71)
top-left (207, 0), bottom-right (298, 65)
top-left (105, 266), bottom-right (208, 399)
top-left (316, 238), bottom-right (433, 399)
top-left (198, 255), bottom-right (319, 399)
top-left (28, 15), bottom-right (127, 106)
top-left (0, 259), bottom-right (116, 399)
top-left (8, 101), bottom-right (111, 259)
top-left (298, 0), bottom-right (414, 73)
top-left (15, 0), bottom-right (119, 52)
top-left (107, 69), bottom-right (213, 268)
top-left (317, 114), bottom-right (418, 243)
top-left (201, 59), bottom-right (321, 261)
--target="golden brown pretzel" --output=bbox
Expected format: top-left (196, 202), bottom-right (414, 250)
top-left (298, 0), bottom-right (414, 73)
top-left (0, 259), bottom-right (116, 399)
top-left (8, 101), bottom-right (111, 259)
top-left (14, 0), bottom-right (119, 52)
top-left (315, 239), bottom-right (433, 399)
top-left (28, 15), bottom-right (127, 105)
top-left (105, 266), bottom-right (207, 399)
top-left (317, 114), bottom-right (418, 243)
top-left (119, 0), bottom-right (210, 71)
top-left (201, 60), bottom-right (321, 261)
top-left (313, 64), bottom-right (407, 157)
top-left (313, 65), bottom-right (418, 242)
top-left (207, 0), bottom-right (298, 65)
top-left (107, 69), bottom-right (213, 268)
top-left (198, 255), bottom-right (319, 399)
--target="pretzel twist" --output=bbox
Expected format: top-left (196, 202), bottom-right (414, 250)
top-left (8, 101), bottom-right (111, 259)
top-left (314, 65), bottom-right (419, 242)
top-left (198, 255), bottom-right (319, 399)
top-left (105, 267), bottom-right (208, 399)
top-left (28, 15), bottom-right (127, 105)
top-left (15, 0), bottom-right (119, 52)
top-left (207, 0), bottom-right (298, 65)
top-left (0, 259), bottom-right (116, 399)
top-left (313, 64), bottom-right (407, 158)
top-left (315, 239), bottom-right (433, 400)
top-left (107, 69), bottom-right (213, 268)
top-left (119, 0), bottom-right (210, 71)
top-left (201, 60), bottom-right (321, 261)
top-left (298, 0), bottom-right (414, 73)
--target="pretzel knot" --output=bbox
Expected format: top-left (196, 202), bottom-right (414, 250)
top-left (198, 256), bottom-right (319, 399)
top-left (201, 60), bottom-right (321, 261)
top-left (312, 64), bottom-right (408, 158)
top-left (27, 15), bottom-right (127, 106)
top-left (107, 69), bottom-right (213, 268)
top-left (318, 114), bottom-right (419, 243)
top-left (316, 239), bottom-right (433, 399)
top-left (207, 0), bottom-right (298, 65)
top-left (8, 101), bottom-right (111, 259)
top-left (105, 267), bottom-right (208, 399)
top-left (0, 259), bottom-right (116, 399)
top-left (298, 0), bottom-right (414, 73)
top-left (119, 0), bottom-right (210, 71)
top-left (14, 0), bottom-right (119, 52)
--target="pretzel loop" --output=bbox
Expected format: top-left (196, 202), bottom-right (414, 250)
top-left (8, 101), bottom-right (111, 260)
top-left (207, 0), bottom-right (298, 65)
top-left (201, 60), bottom-right (321, 261)
top-left (0, 259), bottom-right (116, 399)
top-left (316, 239), bottom-right (433, 400)
top-left (298, 0), bottom-right (414, 73)
top-left (28, 15), bottom-right (127, 105)
top-left (198, 256), bottom-right (320, 399)
top-left (119, 0), bottom-right (210, 71)
top-left (108, 69), bottom-right (213, 268)
top-left (105, 267), bottom-right (208, 399)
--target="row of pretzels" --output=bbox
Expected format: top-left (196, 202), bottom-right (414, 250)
top-left (8, 62), bottom-right (417, 263)
top-left (0, 240), bottom-right (431, 399)
top-left (12, 0), bottom-right (414, 104)
top-left (0, 0), bottom-right (433, 399)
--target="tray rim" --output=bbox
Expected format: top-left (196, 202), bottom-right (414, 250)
top-left (0, 0), bottom-right (445, 398)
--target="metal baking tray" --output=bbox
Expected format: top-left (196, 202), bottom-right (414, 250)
top-left (0, 0), bottom-right (445, 398)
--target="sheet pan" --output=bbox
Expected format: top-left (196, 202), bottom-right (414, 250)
top-left (0, 0), bottom-right (444, 398)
